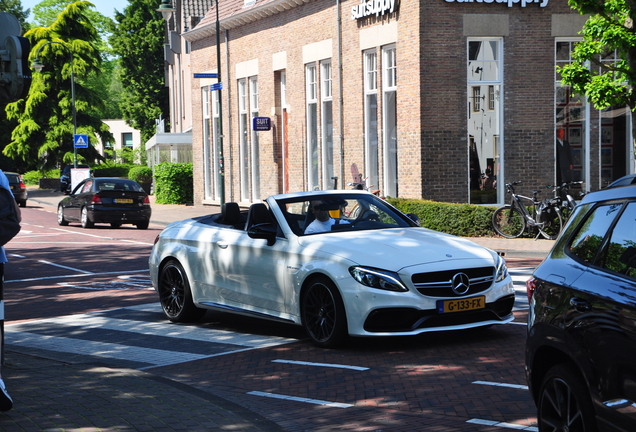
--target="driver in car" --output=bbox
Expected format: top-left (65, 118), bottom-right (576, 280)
top-left (304, 200), bottom-right (349, 234)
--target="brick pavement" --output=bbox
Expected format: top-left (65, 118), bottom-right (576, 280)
top-left (0, 186), bottom-right (546, 431)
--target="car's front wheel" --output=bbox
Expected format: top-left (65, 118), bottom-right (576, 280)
top-left (57, 205), bottom-right (69, 226)
top-left (537, 364), bottom-right (598, 432)
top-left (302, 276), bottom-right (348, 348)
top-left (158, 260), bottom-right (206, 322)
top-left (81, 207), bottom-right (94, 228)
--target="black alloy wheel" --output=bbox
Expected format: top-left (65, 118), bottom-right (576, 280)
top-left (158, 260), bottom-right (205, 322)
top-left (302, 277), bottom-right (348, 348)
top-left (537, 364), bottom-right (598, 432)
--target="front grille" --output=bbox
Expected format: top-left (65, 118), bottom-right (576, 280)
top-left (411, 266), bottom-right (495, 297)
top-left (363, 295), bottom-right (515, 332)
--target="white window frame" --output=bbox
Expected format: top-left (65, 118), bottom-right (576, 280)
top-left (382, 45), bottom-right (397, 197)
top-left (321, 60), bottom-right (334, 189)
top-left (306, 64), bottom-right (319, 190)
top-left (250, 76), bottom-right (260, 201)
top-left (364, 50), bottom-right (379, 193)
top-left (238, 78), bottom-right (249, 201)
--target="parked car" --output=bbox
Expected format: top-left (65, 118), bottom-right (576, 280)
top-left (60, 164), bottom-right (91, 194)
top-left (526, 184), bottom-right (636, 431)
top-left (4, 172), bottom-right (27, 207)
top-left (57, 177), bottom-right (151, 229)
top-left (606, 173), bottom-right (636, 189)
top-left (149, 190), bottom-right (515, 347)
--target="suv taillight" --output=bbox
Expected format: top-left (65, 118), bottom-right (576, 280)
top-left (526, 277), bottom-right (537, 303)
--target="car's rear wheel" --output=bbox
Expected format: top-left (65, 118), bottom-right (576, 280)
top-left (538, 364), bottom-right (598, 432)
top-left (81, 207), bottom-right (94, 228)
top-left (57, 205), bottom-right (69, 226)
top-left (18, 200), bottom-right (26, 208)
top-left (158, 260), bottom-right (206, 322)
top-left (136, 221), bottom-right (149, 229)
top-left (302, 276), bottom-right (348, 348)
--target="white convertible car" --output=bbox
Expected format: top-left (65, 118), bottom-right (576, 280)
top-left (149, 190), bottom-right (515, 347)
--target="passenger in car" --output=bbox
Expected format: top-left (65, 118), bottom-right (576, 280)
top-left (305, 200), bottom-right (349, 234)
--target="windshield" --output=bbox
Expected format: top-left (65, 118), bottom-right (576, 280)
top-left (275, 193), bottom-right (415, 236)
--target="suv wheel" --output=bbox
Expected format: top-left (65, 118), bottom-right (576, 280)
top-left (538, 364), bottom-right (598, 432)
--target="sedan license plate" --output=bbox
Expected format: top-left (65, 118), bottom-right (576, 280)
top-left (115, 198), bottom-right (133, 203)
top-left (437, 296), bottom-right (485, 313)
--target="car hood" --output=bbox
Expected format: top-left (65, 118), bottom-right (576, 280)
top-left (296, 228), bottom-right (496, 270)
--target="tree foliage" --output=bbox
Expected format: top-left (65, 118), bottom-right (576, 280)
top-left (559, 0), bottom-right (636, 111)
top-left (4, 1), bottom-right (112, 170)
top-left (110, 0), bottom-right (169, 143)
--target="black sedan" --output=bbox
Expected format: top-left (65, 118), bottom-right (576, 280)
top-left (57, 177), bottom-right (151, 229)
top-left (4, 172), bottom-right (27, 207)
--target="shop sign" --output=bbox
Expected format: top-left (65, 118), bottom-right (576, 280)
top-left (444, 0), bottom-right (549, 7)
top-left (252, 117), bottom-right (271, 131)
top-left (351, 0), bottom-right (397, 20)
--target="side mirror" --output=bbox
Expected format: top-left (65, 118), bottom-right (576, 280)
top-left (248, 223), bottom-right (277, 246)
top-left (406, 213), bottom-right (420, 226)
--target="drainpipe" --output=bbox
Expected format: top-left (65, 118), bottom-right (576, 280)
top-left (337, 0), bottom-right (344, 188)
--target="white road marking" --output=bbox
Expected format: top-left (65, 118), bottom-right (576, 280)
top-left (272, 359), bottom-right (369, 371)
top-left (39, 260), bottom-right (94, 274)
top-left (247, 391), bottom-right (353, 408)
top-left (467, 418), bottom-right (537, 431)
top-left (473, 380), bottom-right (528, 390)
top-left (5, 268), bottom-right (149, 284)
top-left (5, 303), bottom-right (297, 369)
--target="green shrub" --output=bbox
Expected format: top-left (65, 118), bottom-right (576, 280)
top-left (22, 169), bottom-right (60, 185)
top-left (128, 166), bottom-right (153, 184)
top-left (92, 165), bottom-right (133, 178)
top-left (387, 197), bottom-right (498, 237)
top-left (154, 163), bottom-right (193, 204)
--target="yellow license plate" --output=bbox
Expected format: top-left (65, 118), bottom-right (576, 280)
top-left (437, 296), bottom-right (485, 313)
top-left (115, 198), bottom-right (133, 203)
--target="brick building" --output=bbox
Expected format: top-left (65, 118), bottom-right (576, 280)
top-left (181, 0), bottom-right (635, 206)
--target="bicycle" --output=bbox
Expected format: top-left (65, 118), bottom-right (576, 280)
top-left (492, 181), bottom-right (563, 240)
top-left (546, 181), bottom-right (584, 222)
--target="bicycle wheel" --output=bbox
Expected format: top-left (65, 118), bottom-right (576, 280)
top-left (538, 207), bottom-right (563, 240)
top-left (492, 205), bottom-right (526, 238)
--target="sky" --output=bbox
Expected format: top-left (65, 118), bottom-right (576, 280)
top-left (20, 0), bottom-right (131, 20)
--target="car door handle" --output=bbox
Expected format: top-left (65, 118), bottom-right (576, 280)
top-left (217, 243), bottom-right (228, 249)
top-left (570, 297), bottom-right (591, 311)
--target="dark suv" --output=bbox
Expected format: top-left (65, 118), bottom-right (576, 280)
top-left (60, 164), bottom-right (90, 194)
top-left (526, 184), bottom-right (636, 431)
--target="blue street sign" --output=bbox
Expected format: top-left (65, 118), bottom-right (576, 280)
top-left (74, 134), bottom-right (89, 148)
top-left (252, 117), bottom-right (271, 131)
top-left (210, 83), bottom-right (223, 91)
top-left (194, 73), bottom-right (218, 79)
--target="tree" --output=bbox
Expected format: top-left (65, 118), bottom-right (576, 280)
top-left (558, 0), bottom-right (636, 145)
top-left (110, 0), bottom-right (169, 142)
top-left (0, 0), bottom-right (30, 171)
top-left (4, 1), bottom-right (112, 170)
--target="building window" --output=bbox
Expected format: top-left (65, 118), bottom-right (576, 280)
top-left (321, 60), bottom-right (334, 189)
top-left (212, 89), bottom-right (221, 200)
top-left (306, 64), bottom-right (319, 190)
top-left (555, 40), bottom-right (587, 189)
top-left (122, 132), bottom-right (133, 148)
top-left (364, 50), bottom-right (379, 192)
top-left (202, 86), bottom-right (213, 200)
top-left (382, 46), bottom-right (397, 197)
top-left (238, 78), bottom-right (249, 201)
top-left (250, 77), bottom-right (260, 201)
top-left (468, 38), bottom-right (502, 205)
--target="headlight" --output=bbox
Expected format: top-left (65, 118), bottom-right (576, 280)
top-left (349, 266), bottom-right (408, 292)
top-left (494, 255), bottom-right (509, 283)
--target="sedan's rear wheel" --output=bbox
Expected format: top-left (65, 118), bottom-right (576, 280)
top-left (302, 277), bottom-right (348, 348)
top-left (57, 205), bottom-right (69, 226)
top-left (158, 260), bottom-right (206, 322)
top-left (538, 364), bottom-right (598, 432)
top-left (136, 221), bottom-right (149, 230)
top-left (81, 207), bottom-right (94, 228)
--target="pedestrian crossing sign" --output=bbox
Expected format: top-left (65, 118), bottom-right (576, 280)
top-left (74, 134), bottom-right (89, 148)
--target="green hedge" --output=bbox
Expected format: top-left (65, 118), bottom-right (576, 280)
top-left (128, 166), bottom-right (153, 184)
top-left (154, 162), bottom-right (193, 204)
top-left (387, 197), bottom-right (498, 237)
